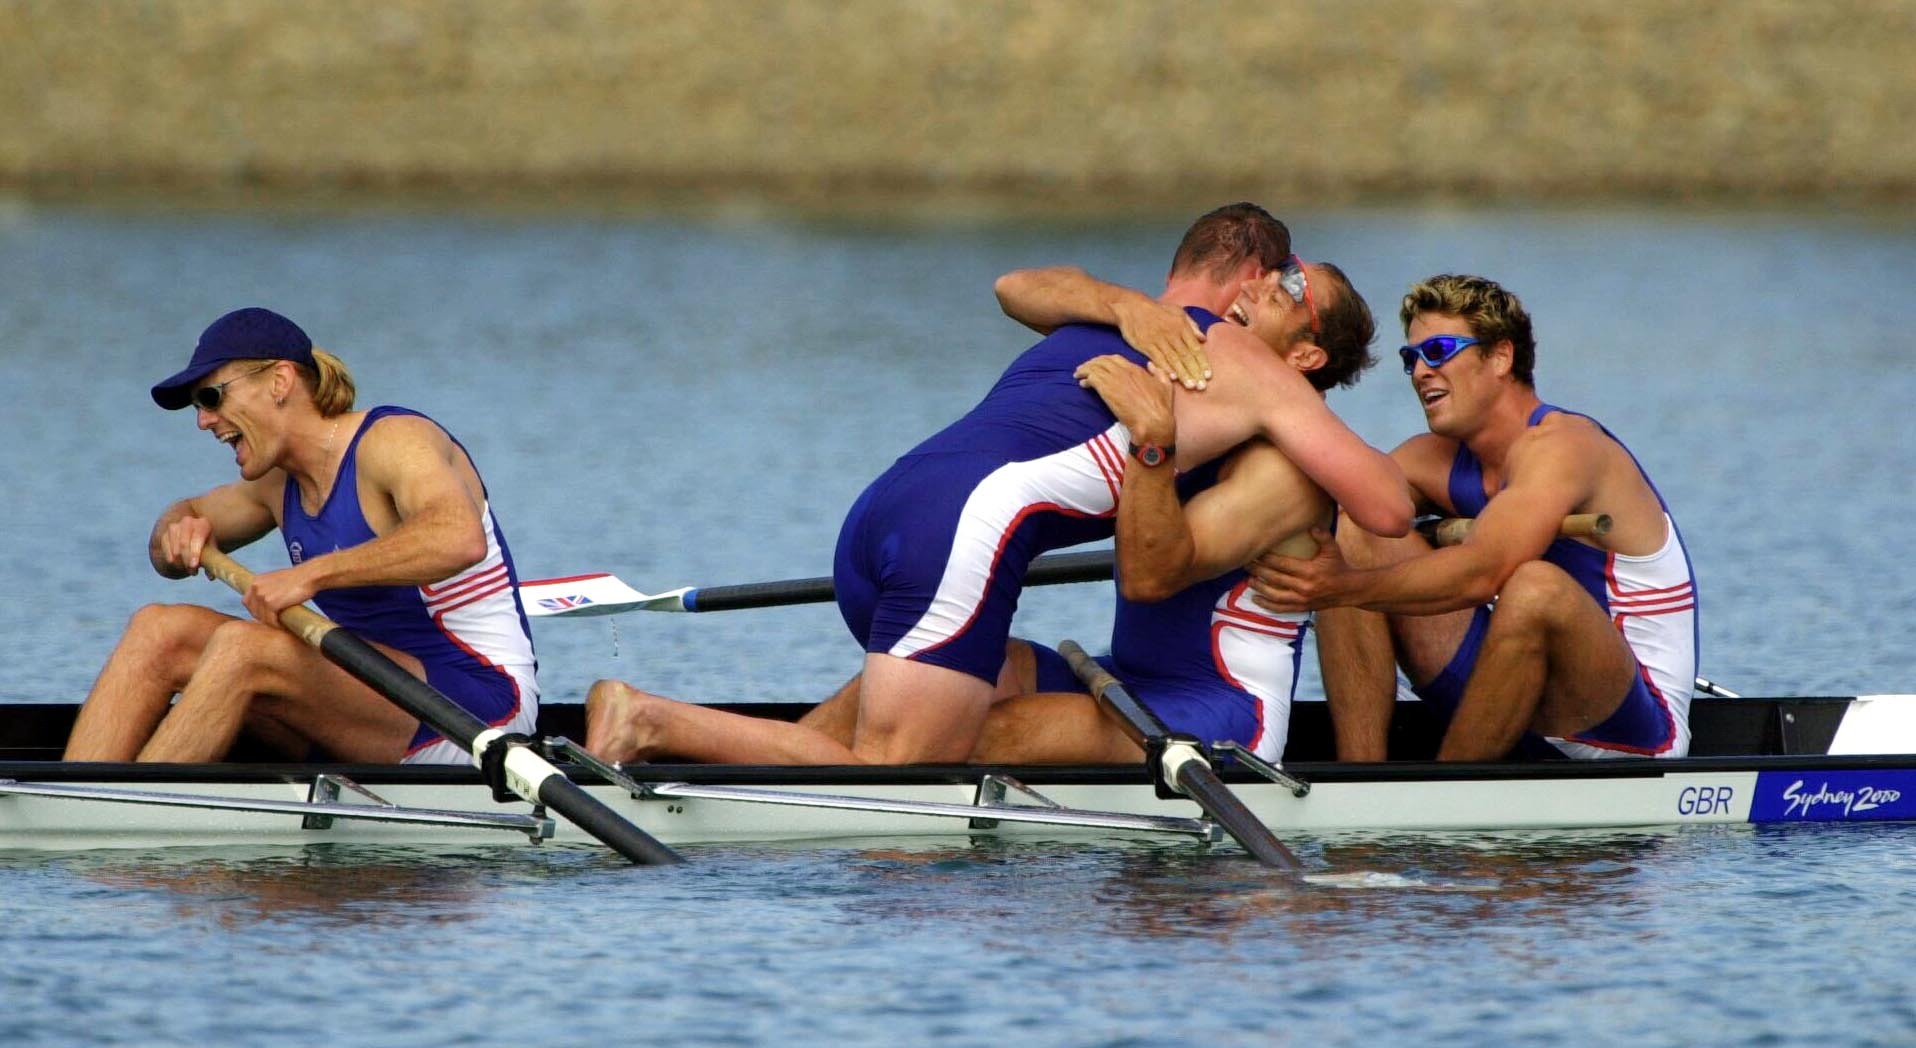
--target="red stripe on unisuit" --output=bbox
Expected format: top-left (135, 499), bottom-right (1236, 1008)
top-left (1089, 433), bottom-right (1125, 505)
top-left (429, 579), bottom-right (513, 616)
top-left (425, 564), bottom-right (510, 605)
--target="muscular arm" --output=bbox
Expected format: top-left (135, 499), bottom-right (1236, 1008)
top-left (1184, 324), bottom-right (1414, 538)
top-left (996, 267), bottom-right (1145, 333)
top-left (148, 480), bottom-right (278, 578)
top-left (995, 267), bottom-right (1210, 388)
top-left (1304, 425), bottom-right (1602, 614)
top-left (1120, 441), bottom-right (1330, 602)
top-left (1075, 354), bottom-right (1333, 602)
top-left (243, 416), bottom-right (489, 621)
top-left (298, 416), bottom-right (489, 590)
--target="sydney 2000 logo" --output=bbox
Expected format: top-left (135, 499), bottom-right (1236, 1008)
top-left (1779, 780), bottom-right (1903, 819)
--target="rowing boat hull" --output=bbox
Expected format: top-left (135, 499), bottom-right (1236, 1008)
top-left (6, 756), bottom-right (1916, 853)
top-left (4, 697), bottom-right (1915, 852)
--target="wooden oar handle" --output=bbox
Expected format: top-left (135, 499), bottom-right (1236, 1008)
top-left (1058, 639), bottom-right (1151, 750)
top-left (1059, 639), bottom-right (1119, 697)
top-left (198, 547), bottom-right (337, 647)
top-left (1424, 512), bottom-right (1611, 548)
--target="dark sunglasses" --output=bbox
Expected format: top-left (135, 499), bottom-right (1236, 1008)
top-left (1277, 256), bottom-right (1320, 336)
top-left (1398, 334), bottom-right (1481, 374)
top-left (192, 362), bottom-right (278, 412)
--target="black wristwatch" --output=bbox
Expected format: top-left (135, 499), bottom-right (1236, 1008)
top-left (1128, 441), bottom-right (1175, 467)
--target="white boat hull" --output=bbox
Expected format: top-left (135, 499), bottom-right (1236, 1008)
top-left (5, 695), bottom-right (1914, 854)
top-left (2, 761), bottom-right (1906, 853)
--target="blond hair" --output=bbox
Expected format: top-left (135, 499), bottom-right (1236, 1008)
top-left (306, 348), bottom-right (357, 416)
top-left (1400, 274), bottom-right (1536, 386)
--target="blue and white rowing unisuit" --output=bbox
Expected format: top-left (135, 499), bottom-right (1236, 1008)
top-left (1025, 459), bottom-right (1311, 762)
top-left (834, 310), bottom-right (1223, 683)
top-left (279, 405), bottom-right (539, 764)
top-left (1425, 403), bottom-right (1699, 758)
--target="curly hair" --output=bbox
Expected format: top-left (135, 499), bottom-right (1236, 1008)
top-left (1399, 274), bottom-right (1536, 387)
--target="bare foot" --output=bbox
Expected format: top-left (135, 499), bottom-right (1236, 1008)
top-left (584, 680), bottom-right (662, 763)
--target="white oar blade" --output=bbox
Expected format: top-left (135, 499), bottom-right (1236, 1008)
top-left (1830, 694), bottom-right (1916, 755)
top-left (518, 574), bottom-right (691, 617)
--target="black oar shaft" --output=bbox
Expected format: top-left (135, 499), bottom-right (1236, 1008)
top-left (1060, 640), bottom-right (1300, 872)
top-left (684, 548), bottom-right (1117, 612)
top-left (685, 575), bottom-right (833, 612)
top-left (202, 548), bottom-right (681, 865)
top-left (315, 629), bottom-right (482, 742)
top-left (1170, 765), bottom-right (1298, 868)
top-left (674, 515), bottom-right (1607, 612)
top-left (1062, 642), bottom-right (1174, 750)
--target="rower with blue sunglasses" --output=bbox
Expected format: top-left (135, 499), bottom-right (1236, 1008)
top-left (1248, 274), bottom-right (1699, 762)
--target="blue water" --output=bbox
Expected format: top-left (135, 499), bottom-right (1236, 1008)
top-left (2, 197), bottom-right (1915, 1045)
top-left (3, 828), bottom-right (1914, 1046)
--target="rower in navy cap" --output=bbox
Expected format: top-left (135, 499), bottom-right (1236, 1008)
top-left (149, 307), bottom-right (317, 409)
top-left (67, 307), bottom-right (541, 764)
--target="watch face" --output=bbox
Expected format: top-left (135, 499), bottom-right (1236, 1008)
top-left (1136, 444), bottom-right (1165, 467)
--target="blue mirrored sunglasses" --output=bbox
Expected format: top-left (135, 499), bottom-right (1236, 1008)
top-left (1398, 334), bottom-right (1481, 375)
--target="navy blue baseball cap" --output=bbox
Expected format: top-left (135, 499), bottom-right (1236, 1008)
top-left (152, 307), bottom-right (315, 410)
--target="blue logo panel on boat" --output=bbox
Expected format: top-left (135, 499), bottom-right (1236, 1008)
top-left (1750, 771), bottom-right (1916, 822)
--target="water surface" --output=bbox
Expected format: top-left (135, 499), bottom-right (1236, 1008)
top-left (1, 198), bottom-right (1913, 1045)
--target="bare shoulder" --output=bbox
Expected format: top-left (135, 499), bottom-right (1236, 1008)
top-left (359, 412), bottom-right (455, 457)
top-left (354, 412), bottom-right (470, 488)
top-left (1509, 412), bottom-right (1608, 473)
top-left (1207, 325), bottom-right (1305, 380)
top-left (1205, 322), bottom-right (1263, 354)
top-left (1203, 327), bottom-right (1317, 418)
top-left (1530, 409), bottom-right (1605, 442)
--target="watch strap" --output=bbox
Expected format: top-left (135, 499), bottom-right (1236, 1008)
top-left (1127, 441), bottom-right (1175, 466)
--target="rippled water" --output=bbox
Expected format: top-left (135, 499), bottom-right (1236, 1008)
top-left (3, 828), bottom-right (1914, 1047)
top-left (2, 197), bottom-right (1914, 1045)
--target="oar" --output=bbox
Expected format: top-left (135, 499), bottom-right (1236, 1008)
top-left (1058, 639), bottom-right (1301, 871)
top-left (1420, 512), bottom-right (1610, 548)
top-left (199, 547), bottom-right (683, 866)
top-left (521, 548), bottom-right (1118, 618)
top-left (521, 515), bottom-right (1614, 620)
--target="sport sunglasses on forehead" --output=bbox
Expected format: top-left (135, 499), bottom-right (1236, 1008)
top-left (1398, 334), bottom-right (1481, 375)
top-left (1277, 256), bottom-right (1320, 336)
top-left (191, 362), bottom-right (278, 411)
